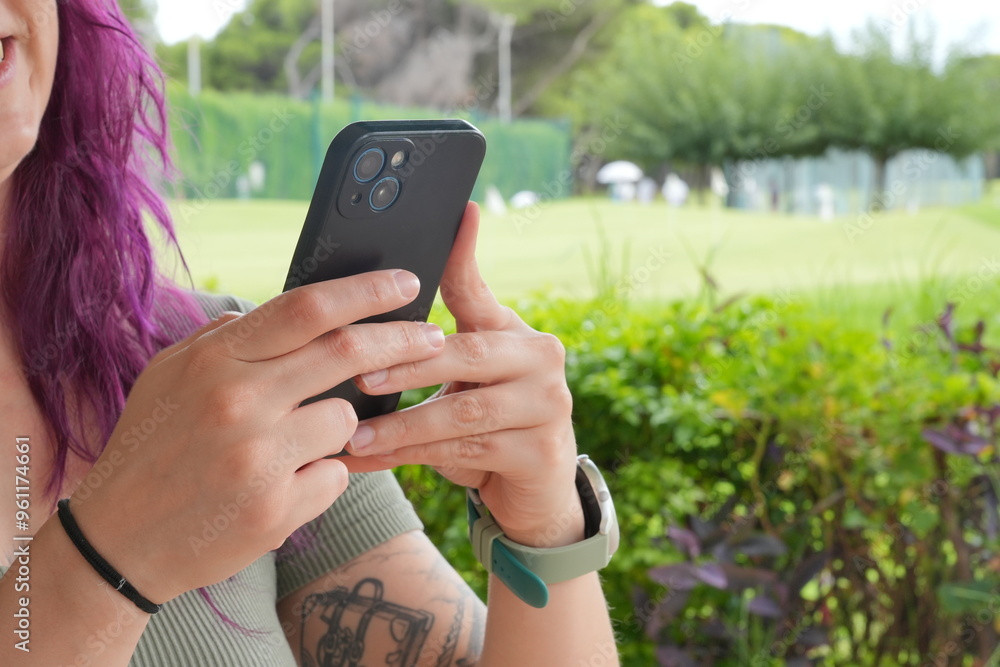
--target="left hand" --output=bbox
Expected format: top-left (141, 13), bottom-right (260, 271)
top-left (341, 203), bottom-right (585, 547)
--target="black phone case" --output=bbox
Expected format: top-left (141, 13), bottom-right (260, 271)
top-left (283, 120), bottom-right (487, 437)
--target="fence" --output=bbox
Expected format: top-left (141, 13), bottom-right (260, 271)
top-left (725, 147), bottom-right (985, 217)
top-left (164, 83), bottom-right (572, 203)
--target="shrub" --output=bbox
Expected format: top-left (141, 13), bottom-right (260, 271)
top-left (397, 293), bottom-right (999, 666)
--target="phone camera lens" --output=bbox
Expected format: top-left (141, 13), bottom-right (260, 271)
top-left (354, 148), bottom-right (385, 183)
top-left (369, 177), bottom-right (400, 211)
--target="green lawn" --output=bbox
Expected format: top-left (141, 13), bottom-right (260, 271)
top-left (162, 196), bottom-right (1000, 334)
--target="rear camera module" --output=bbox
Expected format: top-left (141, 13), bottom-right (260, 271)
top-left (354, 148), bottom-right (385, 183)
top-left (391, 150), bottom-right (409, 169)
top-left (369, 177), bottom-right (401, 211)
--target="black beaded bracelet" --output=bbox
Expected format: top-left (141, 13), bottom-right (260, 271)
top-left (56, 499), bottom-right (161, 615)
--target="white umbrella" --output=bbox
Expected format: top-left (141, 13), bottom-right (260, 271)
top-left (596, 161), bottom-right (643, 184)
top-left (510, 191), bottom-right (541, 209)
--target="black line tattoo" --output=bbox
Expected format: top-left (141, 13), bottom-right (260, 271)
top-left (457, 590), bottom-right (485, 667)
top-left (300, 577), bottom-right (434, 667)
top-left (294, 534), bottom-right (488, 667)
top-left (435, 596), bottom-right (463, 667)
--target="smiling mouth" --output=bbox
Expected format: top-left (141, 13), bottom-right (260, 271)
top-left (0, 38), bottom-right (7, 63)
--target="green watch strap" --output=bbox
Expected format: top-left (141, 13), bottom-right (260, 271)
top-left (467, 491), bottom-right (613, 609)
top-left (467, 494), bottom-right (549, 608)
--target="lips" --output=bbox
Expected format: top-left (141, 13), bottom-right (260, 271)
top-left (0, 37), bottom-right (15, 89)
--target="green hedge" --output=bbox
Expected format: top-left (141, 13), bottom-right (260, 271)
top-left (397, 292), bottom-right (1000, 666)
top-left (164, 83), bottom-right (571, 202)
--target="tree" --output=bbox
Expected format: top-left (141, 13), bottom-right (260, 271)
top-left (569, 4), bottom-right (823, 196)
top-left (944, 53), bottom-right (1000, 179)
top-left (157, 0), bottom-right (499, 109)
top-left (823, 24), bottom-right (992, 208)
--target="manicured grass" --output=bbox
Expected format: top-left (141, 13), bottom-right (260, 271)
top-left (162, 196), bottom-right (1000, 334)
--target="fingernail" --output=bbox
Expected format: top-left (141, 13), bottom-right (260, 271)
top-left (394, 271), bottom-right (420, 299)
top-left (350, 425), bottom-right (375, 451)
top-left (421, 323), bottom-right (445, 348)
top-left (360, 369), bottom-right (388, 388)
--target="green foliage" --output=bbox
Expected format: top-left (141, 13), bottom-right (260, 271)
top-left (821, 23), bottom-right (990, 197)
top-left (569, 5), bottom-right (828, 176)
top-left (569, 5), bottom-right (1000, 197)
top-left (164, 83), bottom-right (571, 202)
top-left (394, 289), bottom-right (1000, 665)
top-left (157, 0), bottom-right (317, 92)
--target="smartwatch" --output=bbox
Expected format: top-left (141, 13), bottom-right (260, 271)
top-left (467, 454), bottom-right (620, 608)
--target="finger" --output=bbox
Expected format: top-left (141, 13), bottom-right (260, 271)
top-left (354, 330), bottom-right (532, 395)
top-left (337, 451), bottom-right (489, 489)
top-left (207, 270), bottom-right (422, 363)
top-left (283, 398), bottom-right (358, 466)
top-left (347, 383), bottom-right (555, 456)
top-left (271, 321), bottom-right (446, 406)
top-left (288, 458), bottom-right (350, 529)
top-left (438, 202), bottom-right (513, 333)
top-left (148, 311), bottom-right (244, 367)
top-left (352, 428), bottom-right (552, 475)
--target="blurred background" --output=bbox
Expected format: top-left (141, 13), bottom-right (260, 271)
top-left (128, 0), bottom-right (999, 664)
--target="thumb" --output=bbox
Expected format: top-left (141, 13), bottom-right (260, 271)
top-left (147, 311), bottom-right (245, 368)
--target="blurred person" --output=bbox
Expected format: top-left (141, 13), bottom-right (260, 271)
top-left (0, 1), bottom-right (618, 665)
top-left (663, 173), bottom-right (689, 207)
top-left (636, 177), bottom-right (657, 204)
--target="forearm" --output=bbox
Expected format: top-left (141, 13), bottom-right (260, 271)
top-left (480, 571), bottom-right (618, 666)
top-left (477, 497), bottom-right (619, 667)
top-left (0, 517), bottom-right (148, 666)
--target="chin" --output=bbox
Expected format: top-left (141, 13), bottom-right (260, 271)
top-left (0, 124), bottom-right (40, 180)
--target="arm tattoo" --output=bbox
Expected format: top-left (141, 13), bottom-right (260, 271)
top-left (299, 577), bottom-right (434, 667)
top-left (296, 537), bottom-right (487, 667)
top-left (435, 597), bottom-right (463, 667)
top-left (456, 592), bottom-right (485, 667)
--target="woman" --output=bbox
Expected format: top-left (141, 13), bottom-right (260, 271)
top-left (0, 1), bottom-right (617, 665)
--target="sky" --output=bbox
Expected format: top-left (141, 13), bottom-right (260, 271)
top-left (157, 0), bottom-right (1000, 59)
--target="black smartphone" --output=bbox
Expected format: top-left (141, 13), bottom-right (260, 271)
top-left (283, 119), bottom-right (487, 440)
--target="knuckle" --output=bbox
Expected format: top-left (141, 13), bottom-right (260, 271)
top-left (393, 323), bottom-right (423, 356)
top-left (391, 360), bottom-right (420, 384)
top-left (452, 394), bottom-right (489, 428)
top-left (456, 434), bottom-right (491, 462)
top-left (550, 382), bottom-right (574, 414)
top-left (384, 414), bottom-right (413, 445)
top-left (455, 334), bottom-right (490, 366)
top-left (324, 328), bottom-right (366, 362)
top-left (536, 432), bottom-right (567, 467)
top-left (286, 289), bottom-right (328, 327)
top-left (362, 275), bottom-right (396, 305)
top-left (537, 332), bottom-right (566, 364)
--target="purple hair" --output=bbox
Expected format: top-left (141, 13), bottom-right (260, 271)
top-left (1, 0), bottom-right (203, 500)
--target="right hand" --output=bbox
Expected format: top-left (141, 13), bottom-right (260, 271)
top-left (67, 270), bottom-right (444, 604)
